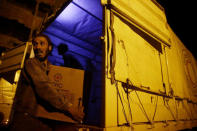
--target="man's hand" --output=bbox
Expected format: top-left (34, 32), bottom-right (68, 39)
top-left (67, 105), bottom-right (84, 123)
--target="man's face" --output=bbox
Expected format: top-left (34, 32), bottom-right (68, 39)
top-left (33, 36), bottom-right (51, 61)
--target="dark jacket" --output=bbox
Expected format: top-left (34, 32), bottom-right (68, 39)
top-left (9, 58), bottom-right (75, 131)
top-left (14, 58), bottom-right (71, 116)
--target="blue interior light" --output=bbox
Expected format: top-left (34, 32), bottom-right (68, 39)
top-left (44, 0), bottom-right (103, 125)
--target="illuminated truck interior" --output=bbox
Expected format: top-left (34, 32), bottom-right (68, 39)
top-left (43, 0), bottom-right (103, 126)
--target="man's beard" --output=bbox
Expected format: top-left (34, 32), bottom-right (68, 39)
top-left (34, 49), bottom-right (50, 61)
top-left (37, 54), bottom-right (48, 61)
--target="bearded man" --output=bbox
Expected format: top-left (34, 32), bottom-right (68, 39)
top-left (10, 34), bottom-right (84, 131)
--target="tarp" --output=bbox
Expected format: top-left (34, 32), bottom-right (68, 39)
top-left (45, 0), bottom-right (103, 67)
top-left (44, 0), bottom-right (103, 125)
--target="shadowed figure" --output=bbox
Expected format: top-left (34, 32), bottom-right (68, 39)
top-left (57, 43), bottom-right (83, 70)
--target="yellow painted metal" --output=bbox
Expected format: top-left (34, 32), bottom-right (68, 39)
top-left (0, 42), bottom-right (32, 126)
top-left (0, 78), bottom-right (16, 125)
top-left (103, 0), bottom-right (171, 46)
top-left (103, 0), bottom-right (197, 130)
top-left (107, 10), bottom-right (167, 93)
top-left (166, 27), bottom-right (197, 101)
top-left (104, 120), bottom-right (197, 131)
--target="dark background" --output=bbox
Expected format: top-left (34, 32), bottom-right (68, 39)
top-left (157, 0), bottom-right (196, 59)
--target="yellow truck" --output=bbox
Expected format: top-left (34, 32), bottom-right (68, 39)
top-left (0, 0), bottom-right (197, 130)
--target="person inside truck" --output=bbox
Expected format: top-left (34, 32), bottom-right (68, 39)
top-left (9, 34), bottom-right (84, 131)
top-left (57, 43), bottom-right (83, 69)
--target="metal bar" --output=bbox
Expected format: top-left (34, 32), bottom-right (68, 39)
top-left (121, 82), bottom-right (172, 98)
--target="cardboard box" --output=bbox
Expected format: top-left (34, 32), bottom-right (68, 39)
top-left (36, 65), bottom-right (84, 123)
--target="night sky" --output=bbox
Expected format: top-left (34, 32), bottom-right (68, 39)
top-left (157, 0), bottom-right (196, 59)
